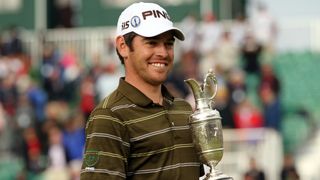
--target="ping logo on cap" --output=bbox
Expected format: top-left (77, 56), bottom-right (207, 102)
top-left (141, 9), bottom-right (170, 20)
top-left (121, 9), bottom-right (171, 31)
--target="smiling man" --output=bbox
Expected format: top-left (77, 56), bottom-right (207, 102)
top-left (80, 2), bottom-right (202, 180)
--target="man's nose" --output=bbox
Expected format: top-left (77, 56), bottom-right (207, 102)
top-left (155, 44), bottom-right (169, 57)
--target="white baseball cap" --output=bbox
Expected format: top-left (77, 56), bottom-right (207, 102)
top-left (116, 2), bottom-right (185, 41)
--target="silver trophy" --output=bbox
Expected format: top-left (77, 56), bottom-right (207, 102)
top-left (185, 70), bottom-right (233, 180)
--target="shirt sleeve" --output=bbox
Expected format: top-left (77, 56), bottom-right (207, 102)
top-left (80, 107), bottom-right (130, 180)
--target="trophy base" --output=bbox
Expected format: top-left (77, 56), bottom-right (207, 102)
top-left (204, 169), bottom-right (233, 180)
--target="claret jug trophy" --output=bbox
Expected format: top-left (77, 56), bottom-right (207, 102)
top-left (185, 70), bottom-right (233, 180)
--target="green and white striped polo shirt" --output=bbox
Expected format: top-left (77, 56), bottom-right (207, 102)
top-left (81, 78), bottom-right (201, 180)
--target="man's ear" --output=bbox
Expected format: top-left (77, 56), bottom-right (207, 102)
top-left (116, 36), bottom-right (128, 59)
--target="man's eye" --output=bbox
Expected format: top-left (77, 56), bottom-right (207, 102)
top-left (166, 42), bottom-right (174, 46)
top-left (147, 41), bottom-right (157, 45)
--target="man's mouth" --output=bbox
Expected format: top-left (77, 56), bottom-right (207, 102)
top-left (150, 63), bottom-right (167, 67)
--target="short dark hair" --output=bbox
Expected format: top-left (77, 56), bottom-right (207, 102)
top-left (116, 32), bottom-right (137, 64)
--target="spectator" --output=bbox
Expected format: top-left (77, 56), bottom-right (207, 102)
top-left (259, 85), bottom-right (281, 131)
top-left (54, 0), bottom-right (77, 28)
top-left (0, 71), bottom-right (19, 117)
top-left (87, 52), bottom-right (104, 82)
top-left (233, 98), bottom-right (264, 129)
top-left (250, 3), bottom-right (277, 63)
top-left (281, 154), bottom-right (300, 180)
top-left (179, 12), bottom-right (200, 53)
top-left (15, 93), bottom-right (34, 129)
top-left (22, 127), bottom-right (45, 174)
top-left (215, 85), bottom-right (234, 128)
top-left (198, 11), bottom-right (222, 77)
top-left (259, 63), bottom-right (280, 97)
top-left (27, 80), bottom-right (48, 123)
top-left (0, 33), bottom-right (5, 55)
top-left (0, 103), bottom-right (9, 149)
top-left (40, 43), bottom-right (64, 100)
top-left (95, 62), bottom-right (122, 101)
top-left (44, 126), bottom-right (70, 180)
top-left (167, 50), bottom-right (201, 100)
top-left (59, 47), bottom-right (82, 103)
top-left (244, 157), bottom-right (266, 180)
top-left (80, 75), bottom-right (95, 120)
top-left (227, 68), bottom-right (247, 111)
top-left (215, 30), bottom-right (239, 73)
top-left (0, 26), bottom-right (24, 56)
top-left (47, 126), bottom-right (67, 168)
top-left (240, 32), bottom-right (263, 76)
top-left (0, 103), bottom-right (6, 134)
top-left (62, 112), bottom-right (85, 179)
top-left (7, 26), bottom-right (24, 55)
top-left (231, 13), bottom-right (249, 48)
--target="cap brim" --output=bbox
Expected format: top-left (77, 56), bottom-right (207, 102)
top-left (134, 26), bottom-right (185, 41)
top-left (171, 28), bottom-right (185, 41)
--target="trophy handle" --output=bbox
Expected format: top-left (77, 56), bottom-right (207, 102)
top-left (203, 69), bottom-right (218, 106)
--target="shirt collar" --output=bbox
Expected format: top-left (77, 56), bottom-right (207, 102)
top-left (117, 77), bottom-right (174, 107)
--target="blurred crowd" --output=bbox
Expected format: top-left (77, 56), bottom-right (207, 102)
top-left (170, 4), bottom-right (279, 131)
top-left (0, 4), bottom-right (300, 180)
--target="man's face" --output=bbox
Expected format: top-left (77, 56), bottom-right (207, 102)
top-left (124, 31), bottom-right (175, 86)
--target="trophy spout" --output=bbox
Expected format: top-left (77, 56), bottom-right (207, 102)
top-left (184, 79), bottom-right (204, 100)
top-left (185, 79), bottom-right (208, 110)
top-left (185, 69), bottom-right (218, 110)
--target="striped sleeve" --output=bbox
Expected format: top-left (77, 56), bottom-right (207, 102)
top-left (80, 107), bottom-right (130, 180)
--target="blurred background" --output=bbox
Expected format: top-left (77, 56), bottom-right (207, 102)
top-left (0, 0), bottom-right (319, 179)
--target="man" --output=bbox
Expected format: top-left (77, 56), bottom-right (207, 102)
top-left (80, 2), bottom-right (202, 180)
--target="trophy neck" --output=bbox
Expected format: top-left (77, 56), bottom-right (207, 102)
top-left (195, 98), bottom-right (210, 111)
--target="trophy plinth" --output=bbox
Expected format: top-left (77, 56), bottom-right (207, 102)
top-left (205, 169), bottom-right (233, 180)
top-left (185, 70), bottom-right (233, 180)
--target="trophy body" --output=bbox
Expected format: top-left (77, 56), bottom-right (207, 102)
top-left (185, 70), bottom-right (232, 180)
